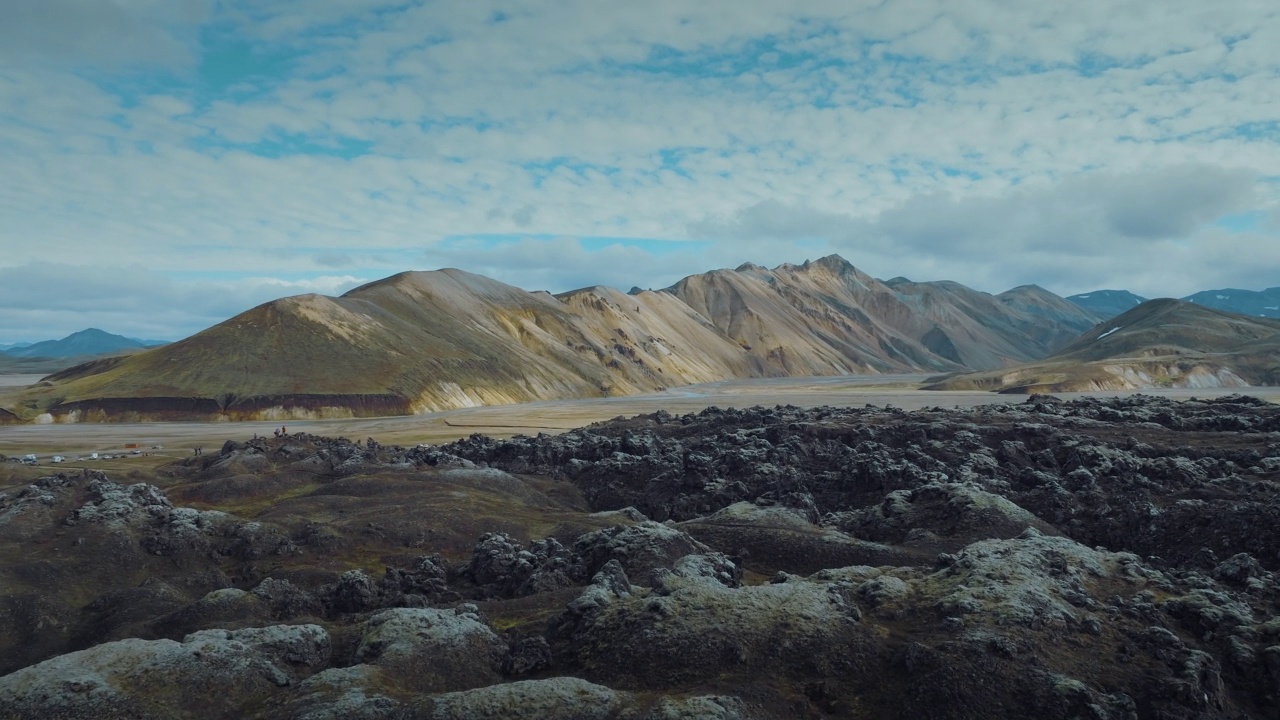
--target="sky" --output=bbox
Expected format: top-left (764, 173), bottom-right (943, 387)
top-left (2, 0), bottom-right (1279, 343)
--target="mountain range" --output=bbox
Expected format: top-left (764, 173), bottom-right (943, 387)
top-left (0, 329), bottom-right (164, 359)
top-left (5, 257), bottom-right (1277, 423)
top-left (927, 299), bottom-right (1280, 393)
top-left (2, 255), bottom-right (1102, 422)
top-left (1068, 287), bottom-right (1280, 319)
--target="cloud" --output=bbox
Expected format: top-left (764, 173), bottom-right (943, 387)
top-left (0, 263), bottom-right (369, 342)
top-left (1, 1), bottom-right (1279, 342)
top-left (431, 237), bottom-right (713, 293)
top-left (868, 165), bottom-right (1258, 254)
top-left (1100, 167), bottom-right (1257, 239)
top-left (0, 0), bottom-right (211, 68)
top-left (697, 164), bottom-right (1270, 298)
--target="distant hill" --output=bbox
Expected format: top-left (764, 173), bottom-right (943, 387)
top-left (926, 299), bottom-right (1280, 393)
top-left (5, 329), bottom-right (158, 359)
top-left (1184, 287), bottom-right (1280, 318)
top-left (1069, 287), bottom-right (1280, 321)
top-left (1066, 290), bottom-right (1147, 319)
top-left (2, 256), bottom-right (1102, 422)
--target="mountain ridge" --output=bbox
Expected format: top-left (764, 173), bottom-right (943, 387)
top-left (1068, 286), bottom-right (1280, 320)
top-left (926, 298), bottom-right (1280, 393)
top-left (2, 256), bottom-right (1102, 423)
top-left (3, 328), bottom-right (164, 359)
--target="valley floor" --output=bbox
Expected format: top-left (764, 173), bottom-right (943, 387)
top-left (3, 374), bottom-right (1279, 464)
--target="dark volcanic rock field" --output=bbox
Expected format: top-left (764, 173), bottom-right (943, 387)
top-left (2, 394), bottom-right (1280, 718)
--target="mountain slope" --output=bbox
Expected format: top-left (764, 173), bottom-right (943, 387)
top-left (4, 257), bottom-right (1103, 422)
top-left (666, 259), bottom-right (933, 375)
top-left (926, 299), bottom-right (1280, 393)
top-left (6, 269), bottom-right (761, 421)
top-left (7, 329), bottom-right (153, 359)
top-left (668, 257), bottom-right (1101, 374)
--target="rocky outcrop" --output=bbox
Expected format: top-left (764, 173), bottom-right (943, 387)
top-left (458, 522), bottom-right (719, 598)
top-left (679, 501), bottom-right (913, 574)
top-left (0, 624), bottom-right (329, 719)
top-left (828, 481), bottom-right (1058, 551)
top-left (4, 394), bottom-right (1280, 718)
top-left (426, 677), bottom-right (624, 720)
top-left (63, 476), bottom-right (297, 563)
top-left (463, 533), bottom-right (582, 598)
top-left (553, 556), bottom-right (870, 689)
top-left (351, 606), bottom-right (507, 694)
top-left (439, 396), bottom-right (1280, 568)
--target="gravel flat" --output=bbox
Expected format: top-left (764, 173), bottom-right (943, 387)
top-left (2, 374), bottom-right (1278, 462)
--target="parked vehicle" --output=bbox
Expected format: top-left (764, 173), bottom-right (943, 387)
top-left (51, 455), bottom-right (64, 463)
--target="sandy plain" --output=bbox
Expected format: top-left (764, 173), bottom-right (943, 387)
top-left (2, 374), bottom-right (1279, 472)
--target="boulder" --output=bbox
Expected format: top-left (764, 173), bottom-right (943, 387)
top-left (0, 624), bottom-right (329, 719)
top-left (352, 607), bottom-right (506, 693)
top-left (426, 677), bottom-right (624, 720)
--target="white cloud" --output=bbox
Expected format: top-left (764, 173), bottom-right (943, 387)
top-left (0, 0), bottom-right (211, 68)
top-left (698, 165), bottom-right (1269, 298)
top-left (0, 0), bottom-right (1278, 342)
top-left (0, 263), bottom-right (369, 342)
top-left (429, 237), bottom-right (713, 294)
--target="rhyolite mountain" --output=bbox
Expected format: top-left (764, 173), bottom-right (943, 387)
top-left (669, 259), bottom-right (1096, 374)
top-left (927, 298), bottom-right (1280, 393)
top-left (2, 256), bottom-right (1103, 422)
top-left (4, 328), bottom-right (161, 359)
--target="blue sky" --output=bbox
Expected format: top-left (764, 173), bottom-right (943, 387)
top-left (1, 0), bottom-right (1278, 343)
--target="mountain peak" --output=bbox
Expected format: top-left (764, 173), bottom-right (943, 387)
top-left (345, 267), bottom-right (533, 304)
top-left (1004, 284), bottom-right (1049, 294)
top-left (799, 254), bottom-right (855, 274)
top-left (6, 328), bottom-right (149, 359)
top-left (1066, 289), bottom-right (1151, 321)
